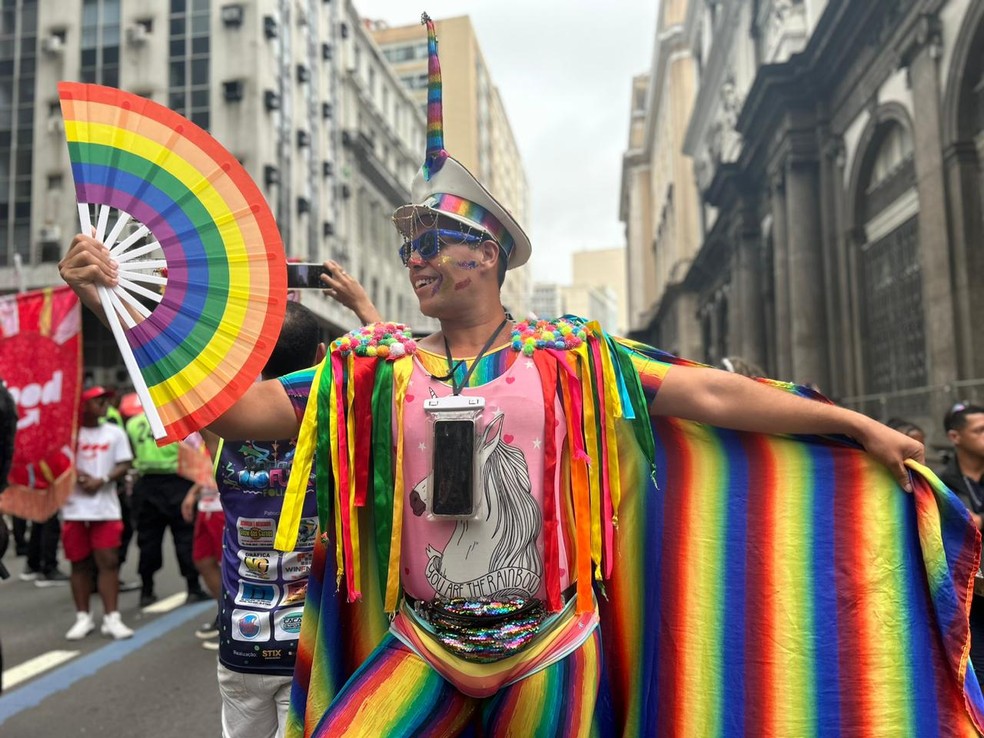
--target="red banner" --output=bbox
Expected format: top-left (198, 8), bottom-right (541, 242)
top-left (0, 286), bottom-right (82, 521)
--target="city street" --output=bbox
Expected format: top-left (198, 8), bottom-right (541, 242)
top-left (0, 548), bottom-right (221, 737)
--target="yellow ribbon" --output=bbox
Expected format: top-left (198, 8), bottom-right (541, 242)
top-left (274, 359), bottom-right (326, 552)
top-left (385, 358), bottom-right (413, 611)
top-left (592, 325), bottom-right (624, 526)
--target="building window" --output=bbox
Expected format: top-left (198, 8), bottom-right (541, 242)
top-left (856, 121), bottom-right (926, 417)
top-left (399, 73), bottom-right (429, 91)
top-left (81, 0), bottom-right (121, 87)
top-left (169, 0), bottom-right (210, 130)
top-left (0, 1), bottom-right (38, 266)
top-left (381, 42), bottom-right (427, 64)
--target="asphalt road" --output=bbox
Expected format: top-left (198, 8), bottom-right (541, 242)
top-left (0, 537), bottom-right (222, 737)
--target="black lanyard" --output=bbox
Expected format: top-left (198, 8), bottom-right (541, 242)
top-left (963, 475), bottom-right (984, 512)
top-left (441, 317), bottom-right (508, 396)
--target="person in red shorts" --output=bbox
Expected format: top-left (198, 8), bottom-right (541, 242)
top-left (182, 437), bottom-right (224, 649)
top-left (63, 385), bottom-right (134, 641)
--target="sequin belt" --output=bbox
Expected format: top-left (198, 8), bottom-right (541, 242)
top-left (410, 595), bottom-right (547, 663)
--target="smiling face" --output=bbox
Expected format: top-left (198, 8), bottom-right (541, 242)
top-left (401, 213), bottom-right (500, 318)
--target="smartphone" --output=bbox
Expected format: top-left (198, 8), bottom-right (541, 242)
top-left (431, 419), bottom-right (476, 516)
top-left (286, 262), bottom-right (332, 289)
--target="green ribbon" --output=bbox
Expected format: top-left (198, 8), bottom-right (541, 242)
top-left (612, 341), bottom-right (657, 479)
top-left (314, 357), bottom-right (335, 537)
top-left (370, 360), bottom-right (395, 600)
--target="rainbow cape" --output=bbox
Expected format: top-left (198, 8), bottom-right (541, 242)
top-left (278, 321), bottom-right (984, 737)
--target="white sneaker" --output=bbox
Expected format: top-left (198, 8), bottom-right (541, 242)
top-left (66, 611), bottom-right (95, 640)
top-left (101, 611), bottom-right (134, 640)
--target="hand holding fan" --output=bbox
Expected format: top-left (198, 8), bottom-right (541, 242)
top-left (59, 82), bottom-right (287, 444)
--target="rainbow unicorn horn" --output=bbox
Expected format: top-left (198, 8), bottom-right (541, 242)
top-left (421, 12), bottom-right (448, 180)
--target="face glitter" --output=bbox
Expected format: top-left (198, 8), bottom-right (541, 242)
top-left (456, 260), bottom-right (479, 270)
top-left (454, 278), bottom-right (472, 291)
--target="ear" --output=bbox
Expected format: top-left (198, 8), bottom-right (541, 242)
top-left (479, 239), bottom-right (500, 272)
top-left (948, 429), bottom-right (962, 446)
top-left (315, 342), bottom-right (327, 364)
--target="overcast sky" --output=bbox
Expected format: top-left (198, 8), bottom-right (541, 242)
top-left (354, 1), bottom-right (659, 284)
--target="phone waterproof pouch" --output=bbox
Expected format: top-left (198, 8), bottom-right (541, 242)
top-left (424, 395), bottom-right (485, 519)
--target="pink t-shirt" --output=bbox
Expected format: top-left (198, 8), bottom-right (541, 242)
top-left (400, 354), bottom-right (570, 603)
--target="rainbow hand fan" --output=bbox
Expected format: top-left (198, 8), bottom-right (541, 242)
top-left (59, 82), bottom-right (287, 444)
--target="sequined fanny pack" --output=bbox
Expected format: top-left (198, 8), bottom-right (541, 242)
top-left (416, 596), bottom-right (547, 663)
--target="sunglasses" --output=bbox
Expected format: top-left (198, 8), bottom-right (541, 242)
top-left (398, 228), bottom-right (488, 266)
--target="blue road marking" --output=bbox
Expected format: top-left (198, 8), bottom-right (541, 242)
top-left (0, 601), bottom-right (213, 726)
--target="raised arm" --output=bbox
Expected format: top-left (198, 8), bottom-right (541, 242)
top-left (319, 259), bottom-right (382, 324)
top-left (651, 365), bottom-right (924, 491)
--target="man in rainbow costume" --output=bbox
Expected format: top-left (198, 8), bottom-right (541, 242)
top-left (60, 15), bottom-right (984, 738)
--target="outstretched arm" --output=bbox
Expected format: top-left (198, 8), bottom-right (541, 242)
top-left (651, 365), bottom-right (924, 491)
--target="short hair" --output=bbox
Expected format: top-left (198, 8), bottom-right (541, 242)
top-left (886, 417), bottom-right (923, 437)
top-left (262, 302), bottom-right (321, 379)
top-left (943, 402), bottom-right (984, 432)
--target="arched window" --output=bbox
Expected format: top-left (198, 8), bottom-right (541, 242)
top-left (856, 120), bottom-right (927, 410)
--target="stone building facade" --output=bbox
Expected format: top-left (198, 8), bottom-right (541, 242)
top-left (620, 0), bottom-right (703, 360)
top-left (628, 0), bottom-right (984, 434)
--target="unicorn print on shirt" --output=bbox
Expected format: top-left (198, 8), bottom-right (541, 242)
top-left (410, 412), bottom-right (543, 600)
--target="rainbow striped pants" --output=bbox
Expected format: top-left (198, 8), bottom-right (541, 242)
top-left (311, 630), bottom-right (602, 737)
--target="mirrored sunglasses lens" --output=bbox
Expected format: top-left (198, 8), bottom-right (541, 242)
top-left (419, 231), bottom-right (440, 259)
